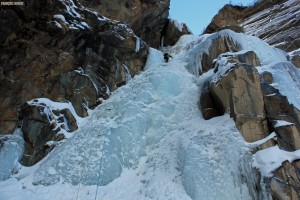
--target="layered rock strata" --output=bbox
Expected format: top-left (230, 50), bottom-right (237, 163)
top-left (205, 0), bottom-right (300, 52)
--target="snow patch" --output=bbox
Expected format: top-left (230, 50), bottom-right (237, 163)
top-left (274, 120), bottom-right (294, 128)
top-left (170, 19), bottom-right (184, 32)
top-left (53, 15), bottom-right (67, 23)
top-left (253, 145), bottom-right (300, 177)
top-left (258, 61), bottom-right (300, 109)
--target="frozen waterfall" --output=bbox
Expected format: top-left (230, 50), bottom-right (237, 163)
top-left (0, 31), bottom-right (271, 200)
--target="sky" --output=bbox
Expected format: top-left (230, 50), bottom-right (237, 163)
top-left (170, 0), bottom-right (255, 35)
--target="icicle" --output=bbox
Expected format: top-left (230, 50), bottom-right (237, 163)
top-left (160, 36), bottom-right (165, 48)
top-left (135, 37), bottom-right (140, 53)
top-left (123, 64), bottom-right (132, 83)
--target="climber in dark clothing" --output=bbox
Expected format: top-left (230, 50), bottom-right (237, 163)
top-left (164, 53), bottom-right (173, 63)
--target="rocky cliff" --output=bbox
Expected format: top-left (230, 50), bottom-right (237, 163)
top-left (205, 0), bottom-right (300, 53)
top-left (0, 0), bottom-right (191, 166)
top-left (204, 4), bottom-right (300, 197)
top-left (77, 0), bottom-right (170, 48)
top-left (198, 31), bottom-right (300, 199)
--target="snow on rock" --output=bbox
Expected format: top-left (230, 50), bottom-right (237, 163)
top-left (253, 145), bottom-right (300, 177)
top-left (274, 120), bottom-right (294, 128)
top-left (179, 29), bottom-right (287, 76)
top-left (219, 30), bottom-right (288, 65)
top-left (27, 98), bottom-right (85, 138)
top-left (61, 0), bottom-right (81, 19)
top-left (28, 98), bottom-right (83, 124)
top-left (53, 14), bottom-right (67, 23)
top-left (258, 61), bottom-right (300, 110)
top-left (245, 132), bottom-right (276, 149)
top-left (170, 19), bottom-right (184, 32)
top-left (0, 129), bottom-right (24, 181)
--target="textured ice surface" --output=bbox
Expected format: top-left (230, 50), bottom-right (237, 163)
top-left (0, 31), bottom-right (268, 200)
top-left (0, 129), bottom-right (24, 181)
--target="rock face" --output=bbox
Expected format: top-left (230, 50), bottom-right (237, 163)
top-left (18, 99), bottom-right (80, 166)
top-left (271, 161), bottom-right (300, 200)
top-left (205, 0), bottom-right (300, 52)
top-left (0, 0), bottom-right (150, 164)
top-left (259, 63), bottom-right (300, 200)
top-left (0, 0), bottom-right (191, 167)
top-left (77, 0), bottom-right (171, 48)
top-left (197, 31), bottom-right (300, 200)
top-left (205, 5), bottom-right (246, 34)
top-left (207, 50), bottom-right (269, 143)
top-left (0, 0), bottom-right (148, 135)
top-left (210, 63), bottom-right (270, 143)
top-left (161, 19), bottom-right (191, 47)
top-left (290, 50), bottom-right (300, 68)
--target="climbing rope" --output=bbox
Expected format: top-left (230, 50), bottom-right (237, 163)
top-left (74, 130), bottom-right (106, 200)
top-left (94, 148), bottom-right (104, 200)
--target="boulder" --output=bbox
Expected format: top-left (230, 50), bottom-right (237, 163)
top-left (201, 36), bottom-right (239, 73)
top-left (18, 101), bottom-right (79, 166)
top-left (209, 64), bottom-right (270, 143)
top-left (260, 71), bottom-right (273, 84)
top-left (273, 123), bottom-right (300, 151)
top-left (213, 50), bottom-right (260, 73)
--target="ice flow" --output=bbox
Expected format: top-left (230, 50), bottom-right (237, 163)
top-left (1, 31), bottom-right (269, 200)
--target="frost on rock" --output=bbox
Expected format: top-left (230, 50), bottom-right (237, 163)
top-left (0, 129), bottom-right (24, 181)
top-left (183, 30), bottom-right (287, 76)
top-left (258, 61), bottom-right (300, 109)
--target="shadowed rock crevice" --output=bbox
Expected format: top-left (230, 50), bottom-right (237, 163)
top-left (199, 83), bottom-right (224, 120)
